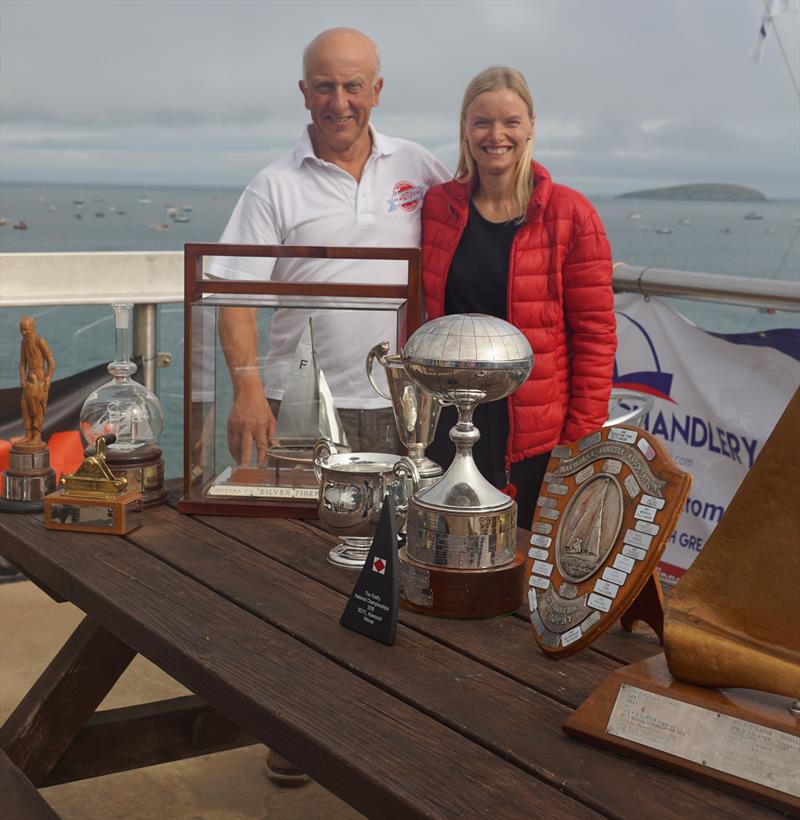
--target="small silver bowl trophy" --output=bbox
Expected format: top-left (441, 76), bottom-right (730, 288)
top-left (398, 314), bottom-right (533, 618)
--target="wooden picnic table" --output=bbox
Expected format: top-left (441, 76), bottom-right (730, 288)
top-left (0, 492), bottom-right (782, 819)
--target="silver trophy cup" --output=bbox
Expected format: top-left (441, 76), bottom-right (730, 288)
top-left (366, 341), bottom-right (443, 487)
top-left (313, 439), bottom-right (419, 570)
top-left (401, 314), bottom-right (533, 570)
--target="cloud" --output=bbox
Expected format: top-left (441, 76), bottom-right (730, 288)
top-left (0, 0), bottom-right (797, 195)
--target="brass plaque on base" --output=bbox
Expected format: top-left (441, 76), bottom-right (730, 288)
top-left (527, 425), bottom-right (690, 656)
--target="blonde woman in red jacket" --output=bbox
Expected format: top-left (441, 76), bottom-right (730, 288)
top-left (422, 66), bottom-right (616, 528)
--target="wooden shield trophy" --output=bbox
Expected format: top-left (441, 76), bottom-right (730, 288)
top-left (527, 425), bottom-right (690, 655)
top-left (564, 390), bottom-right (800, 814)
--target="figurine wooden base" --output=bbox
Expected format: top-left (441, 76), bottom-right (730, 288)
top-left (44, 490), bottom-right (143, 535)
top-left (398, 547), bottom-right (525, 619)
top-left (564, 653), bottom-right (800, 814)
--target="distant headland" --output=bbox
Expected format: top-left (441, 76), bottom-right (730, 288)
top-left (617, 183), bottom-right (766, 201)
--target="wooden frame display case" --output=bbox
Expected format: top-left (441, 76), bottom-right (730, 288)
top-left (178, 243), bottom-right (422, 517)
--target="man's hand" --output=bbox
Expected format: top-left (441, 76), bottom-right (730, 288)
top-left (227, 381), bottom-right (277, 465)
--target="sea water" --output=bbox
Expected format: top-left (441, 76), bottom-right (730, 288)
top-left (1, 181), bottom-right (798, 477)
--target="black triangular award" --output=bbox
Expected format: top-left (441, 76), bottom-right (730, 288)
top-left (339, 495), bottom-right (399, 645)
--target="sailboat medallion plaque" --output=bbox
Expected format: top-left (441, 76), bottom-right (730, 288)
top-left (527, 425), bottom-right (690, 657)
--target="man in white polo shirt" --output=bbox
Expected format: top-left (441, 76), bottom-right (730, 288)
top-left (212, 27), bottom-right (449, 465)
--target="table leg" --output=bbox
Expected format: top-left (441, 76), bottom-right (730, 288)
top-left (0, 616), bottom-right (135, 786)
top-left (265, 749), bottom-right (310, 787)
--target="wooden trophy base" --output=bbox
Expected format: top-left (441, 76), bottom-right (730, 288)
top-left (44, 490), bottom-right (143, 535)
top-left (102, 445), bottom-right (167, 508)
top-left (564, 653), bottom-right (800, 814)
top-left (398, 547), bottom-right (525, 619)
top-left (0, 442), bottom-right (57, 512)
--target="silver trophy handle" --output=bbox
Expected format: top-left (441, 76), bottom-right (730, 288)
top-left (366, 341), bottom-right (393, 401)
top-left (391, 456), bottom-right (419, 517)
top-left (313, 438), bottom-right (338, 482)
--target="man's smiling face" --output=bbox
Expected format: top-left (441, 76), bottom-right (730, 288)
top-left (299, 30), bottom-right (382, 161)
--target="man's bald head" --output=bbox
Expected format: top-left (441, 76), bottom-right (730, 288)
top-left (302, 28), bottom-right (381, 84)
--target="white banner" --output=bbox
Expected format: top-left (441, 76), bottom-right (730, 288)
top-left (613, 294), bottom-right (799, 582)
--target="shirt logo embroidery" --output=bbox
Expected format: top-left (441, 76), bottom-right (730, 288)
top-left (387, 181), bottom-right (424, 213)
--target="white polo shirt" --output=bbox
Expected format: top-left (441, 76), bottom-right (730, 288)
top-left (208, 126), bottom-right (449, 409)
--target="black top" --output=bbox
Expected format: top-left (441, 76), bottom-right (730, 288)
top-left (429, 203), bottom-right (520, 488)
top-left (444, 201), bottom-right (518, 318)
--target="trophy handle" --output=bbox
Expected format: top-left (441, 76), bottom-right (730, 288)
top-left (313, 438), bottom-right (337, 482)
top-left (366, 341), bottom-right (393, 401)
top-left (392, 456), bottom-right (419, 516)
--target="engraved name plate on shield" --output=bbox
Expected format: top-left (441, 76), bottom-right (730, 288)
top-left (526, 426), bottom-right (691, 657)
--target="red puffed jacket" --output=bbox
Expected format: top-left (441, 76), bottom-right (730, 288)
top-left (421, 162), bottom-right (616, 465)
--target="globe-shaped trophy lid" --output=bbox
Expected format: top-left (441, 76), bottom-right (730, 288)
top-left (402, 314), bottom-right (533, 404)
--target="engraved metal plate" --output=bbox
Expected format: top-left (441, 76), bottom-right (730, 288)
top-left (602, 459), bottom-right (623, 475)
top-left (608, 427), bottom-right (638, 444)
top-left (581, 610), bottom-right (602, 631)
top-left (529, 575), bottom-right (551, 590)
top-left (49, 503), bottom-right (114, 527)
top-left (594, 578), bottom-right (619, 598)
top-left (552, 446), bottom-right (572, 458)
top-left (613, 553), bottom-right (636, 574)
top-left (622, 544), bottom-right (647, 561)
top-left (559, 582), bottom-right (578, 599)
top-left (637, 438), bottom-right (656, 461)
top-left (532, 522), bottom-right (552, 535)
top-left (546, 483), bottom-right (569, 495)
top-left (532, 560), bottom-right (554, 578)
top-left (528, 589), bottom-right (538, 611)
top-left (624, 474), bottom-right (640, 499)
top-left (539, 508), bottom-right (560, 520)
top-left (536, 496), bottom-right (557, 508)
top-left (575, 465), bottom-right (595, 485)
top-left (578, 431), bottom-right (602, 451)
top-left (538, 587), bottom-right (590, 633)
top-left (623, 529), bottom-right (652, 550)
top-left (641, 494), bottom-right (666, 509)
top-left (607, 686), bottom-right (800, 798)
top-left (588, 593), bottom-right (612, 612)
top-left (531, 609), bottom-right (545, 634)
top-left (634, 503), bottom-right (657, 522)
top-left (635, 520), bottom-right (660, 536)
top-left (530, 534), bottom-right (551, 548)
top-left (528, 547), bottom-right (549, 561)
top-left (561, 625), bottom-right (582, 647)
top-left (602, 566), bottom-right (628, 586)
top-left (399, 562), bottom-right (433, 608)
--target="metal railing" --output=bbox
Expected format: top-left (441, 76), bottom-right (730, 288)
top-left (2, 251), bottom-right (798, 392)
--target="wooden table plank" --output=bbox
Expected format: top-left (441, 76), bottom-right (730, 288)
top-left (0, 513), bottom-right (597, 820)
top-left (130, 507), bottom-right (778, 820)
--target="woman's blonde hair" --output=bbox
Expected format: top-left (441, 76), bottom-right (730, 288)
top-left (456, 66), bottom-right (535, 220)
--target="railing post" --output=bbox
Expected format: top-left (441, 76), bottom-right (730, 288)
top-left (132, 303), bottom-right (158, 393)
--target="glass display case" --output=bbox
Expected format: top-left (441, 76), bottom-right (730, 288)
top-left (178, 243), bottom-right (422, 517)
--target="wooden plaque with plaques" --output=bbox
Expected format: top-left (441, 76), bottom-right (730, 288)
top-left (526, 425), bottom-right (690, 656)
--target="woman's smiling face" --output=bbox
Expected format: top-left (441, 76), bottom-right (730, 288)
top-left (463, 88), bottom-right (534, 180)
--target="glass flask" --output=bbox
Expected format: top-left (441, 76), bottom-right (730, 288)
top-left (80, 303), bottom-right (165, 453)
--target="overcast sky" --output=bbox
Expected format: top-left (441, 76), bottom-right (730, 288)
top-left (1, 0), bottom-right (798, 197)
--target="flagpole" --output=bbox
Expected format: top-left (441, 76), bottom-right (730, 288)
top-left (761, 0), bottom-right (800, 99)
